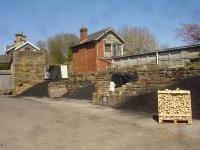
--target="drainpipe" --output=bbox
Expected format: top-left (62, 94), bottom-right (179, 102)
top-left (112, 57), bottom-right (115, 68)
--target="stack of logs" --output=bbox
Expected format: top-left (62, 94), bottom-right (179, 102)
top-left (158, 89), bottom-right (192, 124)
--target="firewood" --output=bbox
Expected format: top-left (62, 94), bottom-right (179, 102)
top-left (158, 89), bottom-right (192, 124)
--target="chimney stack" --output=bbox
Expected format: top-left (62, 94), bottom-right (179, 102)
top-left (14, 32), bottom-right (26, 47)
top-left (80, 26), bottom-right (88, 41)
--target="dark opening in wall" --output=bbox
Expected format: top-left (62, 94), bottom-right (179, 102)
top-left (190, 58), bottom-right (200, 62)
top-left (45, 65), bottom-right (62, 79)
top-left (111, 71), bottom-right (139, 88)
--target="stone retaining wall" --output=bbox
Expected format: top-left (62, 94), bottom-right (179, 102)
top-left (93, 66), bottom-right (200, 118)
top-left (47, 79), bottom-right (94, 98)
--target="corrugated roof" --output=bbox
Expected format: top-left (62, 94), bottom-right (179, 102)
top-left (114, 44), bottom-right (200, 59)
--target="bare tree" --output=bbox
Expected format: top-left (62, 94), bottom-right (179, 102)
top-left (49, 33), bottom-right (79, 55)
top-left (118, 26), bottom-right (160, 55)
top-left (48, 36), bottom-right (66, 64)
top-left (36, 33), bottom-right (79, 64)
top-left (35, 40), bottom-right (47, 50)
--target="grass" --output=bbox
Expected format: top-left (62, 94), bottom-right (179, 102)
top-left (185, 61), bottom-right (200, 69)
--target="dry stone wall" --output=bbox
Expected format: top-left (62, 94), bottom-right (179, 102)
top-left (13, 49), bottom-right (46, 94)
top-left (47, 77), bottom-right (95, 99)
top-left (93, 66), bottom-right (200, 118)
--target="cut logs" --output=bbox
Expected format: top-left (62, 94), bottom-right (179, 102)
top-left (158, 89), bottom-right (192, 124)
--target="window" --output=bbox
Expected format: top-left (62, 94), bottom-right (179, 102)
top-left (105, 44), bottom-right (111, 52)
top-left (104, 43), bottom-right (123, 57)
top-left (104, 44), bottom-right (112, 57)
top-left (113, 44), bottom-right (121, 57)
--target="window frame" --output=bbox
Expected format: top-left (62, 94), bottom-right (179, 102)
top-left (104, 43), bottom-right (111, 52)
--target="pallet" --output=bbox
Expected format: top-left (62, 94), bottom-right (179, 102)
top-left (159, 116), bottom-right (192, 125)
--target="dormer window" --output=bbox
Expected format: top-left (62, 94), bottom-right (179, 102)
top-left (104, 43), bottom-right (123, 58)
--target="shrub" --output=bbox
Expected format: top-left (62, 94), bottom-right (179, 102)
top-left (185, 61), bottom-right (200, 68)
top-left (0, 63), bottom-right (10, 70)
top-left (66, 47), bottom-right (73, 62)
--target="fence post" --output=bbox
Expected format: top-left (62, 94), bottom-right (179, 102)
top-left (156, 52), bottom-right (159, 65)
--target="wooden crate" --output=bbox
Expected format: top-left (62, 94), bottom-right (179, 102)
top-left (158, 89), bottom-right (192, 124)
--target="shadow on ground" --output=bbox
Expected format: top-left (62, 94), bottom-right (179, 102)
top-left (64, 83), bottom-right (95, 100)
top-left (15, 80), bottom-right (51, 98)
top-left (15, 76), bottom-right (200, 119)
top-left (117, 76), bottom-right (200, 120)
top-left (15, 80), bottom-right (95, 100)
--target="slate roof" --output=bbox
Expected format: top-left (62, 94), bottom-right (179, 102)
top-left (87, 28), bottom-right (110, 42)
top-left (72, 27), bottom-right (125, 47)
top-left (0, 55), bottom-right (12, 64)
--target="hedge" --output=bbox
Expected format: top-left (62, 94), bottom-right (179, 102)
top-left (0, 63), bottom-right (11, 70)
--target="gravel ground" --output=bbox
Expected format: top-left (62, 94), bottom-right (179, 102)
top-left (0, 96), bottom-right (200, 150)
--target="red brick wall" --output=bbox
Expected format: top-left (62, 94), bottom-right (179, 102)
top-left (72, 43), bottom-right (96, 73)
top-left (73, 46), bottom-right (87, 73)
top-left (96, 40), bottom-right (111, 71)
top-left (97, 40), bottom-right (104, 57)
top-left (86, 43), bottom-right (97, 72)
top-left (72, 40), bottom-right (111, 73)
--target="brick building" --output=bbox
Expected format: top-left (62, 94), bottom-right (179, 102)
top-left (72, 27), bottom-right (125, 73)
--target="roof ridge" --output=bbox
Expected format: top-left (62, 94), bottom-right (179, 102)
top-left (87, 27), bottom-right (110, 37)
top-left (72, 27), bottom-right (124, 47)
top-left (15, 41), bottom-right (40, 51)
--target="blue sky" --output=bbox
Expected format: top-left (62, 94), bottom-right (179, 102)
top-left (0, 0), bottom-right (200, 54)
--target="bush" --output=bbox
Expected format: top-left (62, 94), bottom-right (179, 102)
top-left (66, 47), bottom-right (73, 62)
top-left (0, 63), bottom-right (10, 70)
top-left (185, 61), bottom-right (200, 68)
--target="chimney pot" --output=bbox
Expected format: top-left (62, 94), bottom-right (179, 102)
top-left (80, 26), bottom-right (88, 41)
top-left (15, 32), bottom-right (26, 47)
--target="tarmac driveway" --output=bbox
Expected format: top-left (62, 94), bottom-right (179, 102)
top-left (0, 96), bottom-right (200, 150)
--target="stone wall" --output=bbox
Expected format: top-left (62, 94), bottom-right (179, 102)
top-left (13, 49), bottom-right (46, 94)
top-left (47, 78), bottom-right (95, 99)
top-left (69, 72), bottom-right (97, 83)
top-left (47, 73), bottom-right (97, 98)
top-left (93, 66), bottom-right (200, 118)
